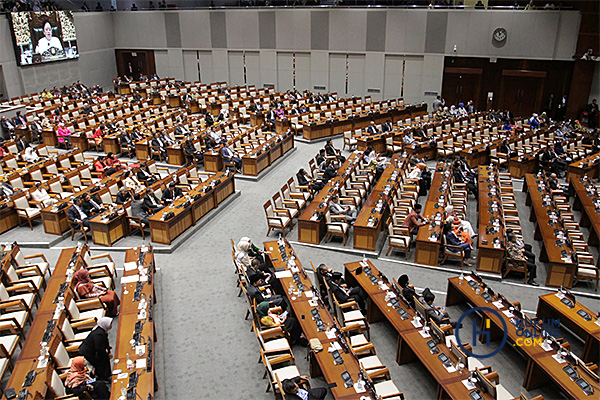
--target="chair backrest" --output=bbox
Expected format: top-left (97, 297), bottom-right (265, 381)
top-left (99, 191), bottom-right (112, 204)
top-left (263, 201), bottom-right (274, 217)
top-left (60, 317), bottom-right (75, 341)
top-left (52, 340), bottom-right (71, 368)
top-left (414, 297), bottom-right (428, 321)
top-left (67, 297), bottom-right (80, 319)
top-left (0, 283), bottom-right (9, 301)
top-left (13, 192), bottom-right (30, 209)
top-left (50, 369), bottom-right (66, 397)
top-left (272, 192), bottom-right (283, 209)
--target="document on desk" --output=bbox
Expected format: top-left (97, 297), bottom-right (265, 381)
top-left (326, 329), bottom-right (337, 340)
top-left (552, 354), bottom-right (567, 364)
top-left (121, 275), bottom-right (140, 284)
top-left (124, 262), bottom-right (137, 272)
top-left (135, 358), bottom-right (146, 369)
top-left (328, 342), bottom-right (342, 352)
top-left (304, 291), bottom-right (313, 298)
top-left (502, 310), bottom-right (514, 318)
top-left (419, 329), bottom-right (431, 338)
top-left (492, 300), bottom-right (504, 309)
top-left (275, 270), bottom-right (293, 279)
top-left (444, 364), bottom-right (457, 373)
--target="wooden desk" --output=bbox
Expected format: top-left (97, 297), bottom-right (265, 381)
top-left (103, 135), bottom-right (122, 155)
top-left (264, 241), bottom-right (373, 400)
top-left (344, 261), bottom-right (486, 400)
top-left (537, 292), bottom-right (600, 363)
top-left (460, 144), bottom-right (489, 168)
top-left (135, 139), bottom-right (150, 161)
top-left (241, 134), bottom-right (294, 177)
top-left (2, 246), bottom-right (87, 400)
top-left (148, 172), bottom-right (234, 244)
top-left (476, 166), bottom-right (506, 275)
top-left (524, 174), bottom-right (577, 288)
top-left (42, 129), bottom-right (57, 147)
top-left (297, 153), bottom-right (360, 244)
top-left (0, 205), bottom-right (19, 234)
top-left (414, 163), bottom-right (452, 266)
top-left (275, 118), bottom-right (290, 134)
top-left (89, 211), bottom-right (129, 246)
top-left (303, 121), bottom-right (333, 141)
top-left (249, 112), bottom-right (264, 127)
top-left (568, 153), bottom-right (600, 181)
top-left (110, 247), bottom-right (157, 400)
top-left (167, 145), bottom-right (185, 166)
top-left (509, 155), bottom-right (539, 179)
top-left (446, 275), bottom-right (600, 398)
top-left (570, 177), bottom-right (600, 249)
top-left (353, 154), bottom-right (405, 251)
top-left (70, 133), bottom-right (89, 152)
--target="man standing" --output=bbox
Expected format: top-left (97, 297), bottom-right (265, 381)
top-left (432, 96), bottom-right (443, 113)
top-left (588, 99), bottom-right (598, 129)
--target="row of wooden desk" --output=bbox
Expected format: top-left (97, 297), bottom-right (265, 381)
top-left (568, 152), bottom-right (600, 182)
top-left (110, 246), bottom-right (157, 400)
top-left (2, 246), bottom-right (87, 400)
top-left (298, 153), bottom-right (362, 245)
top-left (148, 171), bottom-right (235, 244)
top-left (344, 261), bottom-right (497, 400)
top-left (353, 154), bottom-right (406, 252)
top-left (299, 104), bottom-right (427, 141)
top-left (446, 274), bottom-right (600, 399)
top-left (523, 174), bottom-right (578, 288)
top-left (569, 176), bottom-right (600, 250)
top-left (264, 240), bottom-right (377, 400)
top-left (414, 162), bottom-right (453, 267)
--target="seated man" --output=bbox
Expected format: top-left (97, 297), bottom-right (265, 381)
top-left (68, 197), bottom-right (90, 229)
top-left (161, 182), bottom-right (183, 205)
top-left (329, 196), bottom-right (357, 224)
top-left (402, 204), bottom-right (427, 236)
top-left (420, 288), bottom-right (455, 327)
top-left (82, 193), bottom-right (104, 216)
top-left (131, 193), bottom-right (151, 225)
top-left (506, 231), bottom-right (538, 286)
top-left (115, 186), bottom-right (133, 205)
top-left (247, 274), bottom-right (286, 310)
top-left (397, 274), bottom-right (418, 308)
top-left (328, 271), bottom-right (367, 314)
top-left (281, 376), bottom-right (327, 400)
top-left (143, 190), bottom-right (163, 213)
top-left (221, 145), bottom-right (242, 172)
top-left (443, 222), bottom-right (473, 265)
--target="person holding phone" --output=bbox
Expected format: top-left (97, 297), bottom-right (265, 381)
top-left (65, 356), bottom-right (110, 399)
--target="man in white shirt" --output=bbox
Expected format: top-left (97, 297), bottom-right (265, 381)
top-left (31, 183), bottom-right (57, 208)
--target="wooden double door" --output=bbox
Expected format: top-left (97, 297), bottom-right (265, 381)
top-left (497, 70), bottom-right (546, 116)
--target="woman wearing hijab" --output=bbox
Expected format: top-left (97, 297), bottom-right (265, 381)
top-left (444, 205), bottom-right (476, 239)
top-left (408, 163), bottom-right (431, 195)
top-left (78, 317), bottom-right (113, 381)
top-left (65, 356), bottom-right (110, 399)
top-left (257, 301), bottom-right (306, 346)
top-left (73, 269), bottom-right (120, 317)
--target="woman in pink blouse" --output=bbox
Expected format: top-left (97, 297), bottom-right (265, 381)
top-left (57, 123), bottom-right (72, 149)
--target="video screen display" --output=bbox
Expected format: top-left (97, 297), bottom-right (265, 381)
top-left (9, 11), bottom-right (79, 66)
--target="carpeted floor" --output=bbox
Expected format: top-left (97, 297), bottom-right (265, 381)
top-left (6, 134), bottom-right (599, 400)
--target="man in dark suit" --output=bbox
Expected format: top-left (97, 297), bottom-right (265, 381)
top-left (0, 182), bottom-right (16, 200)
top-left (1, 116), bottom-right (15, 139)
top-left (13, 111), bottom-right (27, 127)
top-left (204, 112), bottom-right (214, 126)
top-left (137, 165), bottom-right (159, 185)
top-left (366, 121), bottom-right (378, 135)
top-left (30, 118), bottom-right (43, 143)
top-left (246, 274), bottom-right (286, 310)
top-left (381, 119), bottom-right (393, 132)
top-left (143, 190), bottom-right (163, 213)
top-left (321, 161), bottom-right (338, 183)
top-left (82, 102), bottom-right (92, 115)
top-left (82, 193), bottom-right (104, 216)
top-left (131, 193), bottom-right (150, 224)
top-left (115, 187), bottom-right (133, 205)
top-left (251, 102), bottom-right (263, 112)
top-left (15, 135), bottom-right (29, 152)
top-left (281, 376), bottom-right (327, 400)
top-left (68, 197), bottom-right (90, 229)
top-left (161, 182), bottom-right (183, 205)
top-left (150, 134), bottom-right (167, 161)
top-left (329, 272), bottom-right (367, 314)
top-left (265, 109), bottom-right (277, 128)
top-left (453, 161), bottom-right (478, 199)
top-left (119, 132), bottom-right (135, 158)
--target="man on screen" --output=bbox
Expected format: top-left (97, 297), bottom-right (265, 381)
top-left (35, 20), bottom-right (63, 56)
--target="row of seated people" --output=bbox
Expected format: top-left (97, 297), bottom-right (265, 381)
top-left (233, 238), bottom-right (403, 399)
top-left (0, 243), bottom-right (118, 399)
top-left (530, 172), bottom-right (599, 290)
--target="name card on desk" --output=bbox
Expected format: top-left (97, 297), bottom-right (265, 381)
top-left (502, 310), bottom-right (514, 318)
top-left (492, 301), bottom-right (504, 309)
top-left (135, 358), bottom-right (146, 369)
top-left (552, 354), bottom-right (567, 364)
top-left (462, 379), bottom-right (476, 390)
top-left (444, 364), bottom-right (457, 373)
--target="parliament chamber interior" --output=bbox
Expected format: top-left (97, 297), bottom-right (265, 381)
top-left (0, 1), bottom-right (598, 399)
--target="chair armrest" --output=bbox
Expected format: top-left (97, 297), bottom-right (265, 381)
top-left (16, 265), bottom-right (44, 276)
top-left (330, 214), bottom-right (347, 221)
top-left (5, 282), bottom-right (37, 293)
top-left (260, 326), bottom-right (285, 340)
top-left (282, 200), bottom-right (299, 209)
top-left (90, 253), bottom-right (114, 263)
top-left (76, 298), bottom-right (105, 310)
top-left (339, 300), bottom-right (358, 310)
top-left (273, 209), bottom-right (291, 218)
top-left (70, 318), bottom-right (98, 330)
top-left (0, 299), bottom-right (28, 311)
top-left (269, 353), bottom-right (294, 366)
top-left (24, 253), bottom-right (49, 263)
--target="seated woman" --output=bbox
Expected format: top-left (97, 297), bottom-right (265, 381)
top-left (257, 301), bottom-right (306, 346)
top-left (65, 356), bottom-right (110, 399)
top-left (104, 153), bottom-right (122, 171)
top-left (92, 125), bottom-right (104, 149)
top-left (443, 222), bottom-right (474, 265)
top-left (56, 123), bottom-right (72, 149)
top-left (445, 205), bottom-right (476, 238)
top-left (73, 269), bottom-right (120, 317)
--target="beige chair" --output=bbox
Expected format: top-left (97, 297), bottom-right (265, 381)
top-left (386, 223), bottom-right (411, 259)
top-left (574, 253), bottom-right (599, 291)
top-left (13, 248), bottom-right (50, 280)
top-left (503, 255), bottom-right (528, 283)
top-left (324, 211), bottom-right (349, 245)
top-left (252, 320), bottom-right (291, 359)
top-left (280, 183), bottom-right (306, 210)
top-left (368, 368), bottom-right (405, 400)
top-left (272, 192), bottom-right (299, 220)
top-left (125, 202), bottom-right (147, 240)
top-left (12, 192), bottom-right (41, 230)
top-left (440, 234), bottom-right (466, 269)
top-left (343, 131), bottom-right (357, 150)
top-left (260, 349), bottom-right (300, 395)
top-left (263, 201), bottom-right (292, 238)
